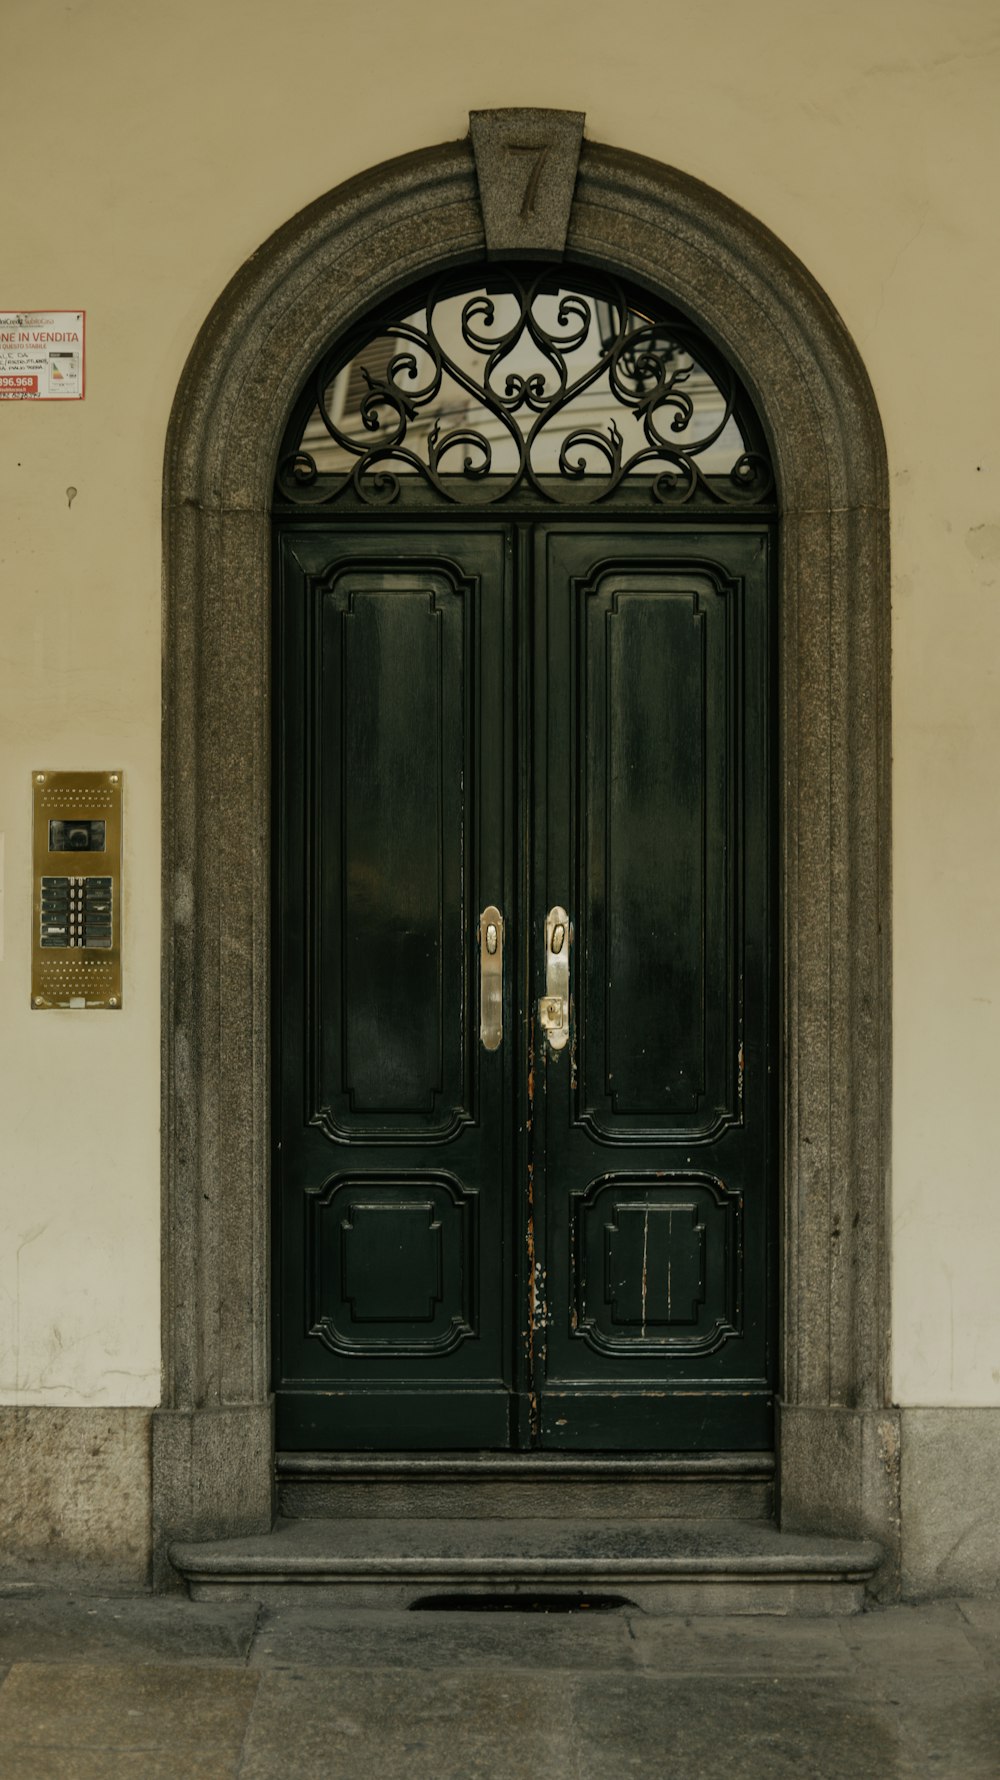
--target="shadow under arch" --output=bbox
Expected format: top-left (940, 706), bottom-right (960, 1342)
top-left (156, 127), bottom-right (894, 1588)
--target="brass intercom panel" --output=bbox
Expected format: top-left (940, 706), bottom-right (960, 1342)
top-left (31, 770), bottom-right (122, 1010)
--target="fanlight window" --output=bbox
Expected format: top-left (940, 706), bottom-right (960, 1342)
top-left (277, 266), bottom-right (773, 509)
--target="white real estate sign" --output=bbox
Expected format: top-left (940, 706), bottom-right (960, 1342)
top-left (0, 311), bottom-right (85, 399)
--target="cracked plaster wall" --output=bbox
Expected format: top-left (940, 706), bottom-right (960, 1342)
top-left (0, 0), bottom-right (999, 1418)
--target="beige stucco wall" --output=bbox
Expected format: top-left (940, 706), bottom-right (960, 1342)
top-left (1, 0), bottom-right (997, 1413)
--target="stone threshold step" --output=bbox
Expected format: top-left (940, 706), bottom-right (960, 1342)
top-left (276, 1452), bottom-right (775, 1481)
top-left (276, 1451), bottom-right (776, 1522)
top-left (171, 1517), bottom-right (880, 1615)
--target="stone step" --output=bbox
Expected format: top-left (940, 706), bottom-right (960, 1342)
top-left (276, 1451), bottom-right (775, 1522)
top-left (170, 1516), bottom-right (880, 1615)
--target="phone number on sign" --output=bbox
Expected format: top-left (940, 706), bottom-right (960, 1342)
top-left (0, 374), bottom-right (40, 395)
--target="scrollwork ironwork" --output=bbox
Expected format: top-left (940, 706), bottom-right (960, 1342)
top-left (276, 267), bottom-right (773, 508)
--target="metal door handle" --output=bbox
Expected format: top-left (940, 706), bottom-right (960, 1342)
top-left (540, 904), bottom-right (570, 1051)
top-left (478, 906), bottom-right (504, 1051)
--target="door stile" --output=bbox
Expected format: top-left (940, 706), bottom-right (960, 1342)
top-left (479, 524), bottom-right (516, 1446)
top-left (525, 522), bottom-right (558, 1448)
top-left (513, 521), bottom-right (538, 1450)
top-left (531, 520), bottom-right (575, 1447)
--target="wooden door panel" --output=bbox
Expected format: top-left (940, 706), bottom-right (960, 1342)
top-left (274, 519), bottom-right (775, 1454)
top-left (311, 564), bottom-right (472, 1138)
top-left (535, 527), bottom-right (775, 1451)
top-left (571, 1173), bottom-right (742, 1354)
top-left (577, 563), bottom-right (737, 1138)
top-left (274, 527), bottom-right (514, 1450)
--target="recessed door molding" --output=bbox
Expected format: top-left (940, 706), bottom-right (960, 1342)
top-left (155, 113), bottom-right (895, 1585)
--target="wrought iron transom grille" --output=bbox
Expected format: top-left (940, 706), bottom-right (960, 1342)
top-left (276, 264), bottom-right (773, 510)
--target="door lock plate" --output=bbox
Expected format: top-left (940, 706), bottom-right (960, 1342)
top-left (478, 905), bottom-right (504, 1051)
top-left (540, 906), bottom-right (570, 1051)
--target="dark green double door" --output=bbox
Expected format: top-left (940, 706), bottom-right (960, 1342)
top-left (274, 520), bottom-right (775, 1452)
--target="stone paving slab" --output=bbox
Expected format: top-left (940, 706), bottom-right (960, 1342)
top-left (240, 1667), bottom-right (572, 1780)
top-left (250, 1603), bottom-right (639, 1671)
top-left (0, 1662), bottom-right (258, 1762)
top-left (627, 1610), bottom-right (858, 1674)
top-left (957, 1596), bottom-right (1000, 1668)
top-left (0, 1592), bottom-right (998, 1777)
top-left (839, 1599), bottom-right (985, 1662)
top-left (892, 1688), bottom-right (1000, 1777)
top-left (958, 1599), bottom-right (1000, 1631)
top-left (0, 1594), bottom-right (259, 1668)
top-left (568, 1673), bottom-right (905, 1780)
top-left (0, 1752), bottom-right (241, 1779)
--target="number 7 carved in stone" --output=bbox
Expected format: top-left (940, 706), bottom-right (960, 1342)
top-left (507, 143), bottom-right (551, 218)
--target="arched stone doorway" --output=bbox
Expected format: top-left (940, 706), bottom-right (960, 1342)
top-left (153, 112), bottom-right (896, 1588)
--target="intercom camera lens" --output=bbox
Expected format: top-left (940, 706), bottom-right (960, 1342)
top-left (66, 826), bottom-right (90, 849)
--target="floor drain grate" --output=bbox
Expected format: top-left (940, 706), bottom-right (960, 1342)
top-left (408, 1593), bottom-right (635, 1613)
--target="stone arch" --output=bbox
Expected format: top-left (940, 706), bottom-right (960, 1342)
top-left (154, 122), bottom-right (895, 1583)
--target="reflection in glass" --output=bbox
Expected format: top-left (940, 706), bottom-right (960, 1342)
top-left (277, 268), bottom-right (771, 509)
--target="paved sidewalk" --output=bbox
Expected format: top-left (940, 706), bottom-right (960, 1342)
top-left (0, 1587), bottom-right (997, 1778)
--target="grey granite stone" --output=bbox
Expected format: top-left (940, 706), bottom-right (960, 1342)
top-left (470, 108), bottom-right (584, 258)
top-left (170, 1514), bottom-right (878, 1613)
top-left (240, 1666), bottom-right (574, 1780)
top-left (568, 143), bottom-right (889, 512)
top-left (209, 1579), bottom-right (871, 1615)
top-left (151, 1405), bottom-right (274, 1591)
top-left (165, 142), bottom-right (482, 513)
top-left (567, 1674), bottom-right (903, 1780)
top-left (0, 1595), bottom-right (995, 1779)
top-left (629, 1612), bottom-right (856, 1674)
top-left (0, 1753), bottom-right (240, 1779)
top-left (779, 1406), bottom-right (901, 1597)
top-left (894, 1691), bottom-right (1000, 1779)
top-left (0, 1594), bottom-right (258, 1666)
top-left (957, 1597), bottom-right (1000, 1667)
top-left (250, 1604), bottom-right (638, 1671)
top-left (173, 1511), bottom-right (880, 1572)
top-left (957, 1599), bottom-right (1000, 1632)
top-left (0, 1409), bottom-right (151, 1588)
top-left (0, 1661), bottom-right (257, 1751)
top-left (902, 1408), bottom-right (1000, 1598)
top-left (839, 1600), bottom-right (988, 1688)
top-left (159, 125), bottom-right (891, 1581)
top-left (277, 1448), bottom-right (775, 1521)
top-left (278, 1476), bottom-right (774, 1521)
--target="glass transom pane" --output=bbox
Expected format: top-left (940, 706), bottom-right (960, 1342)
top-left (277, 267), bottom-right (772, 509)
